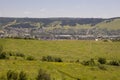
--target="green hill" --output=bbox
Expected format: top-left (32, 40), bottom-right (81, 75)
top-left (0, 17), bottom-right (120, 37)
top-left (0, 17), bottom-right (120, 29)
top-left (96, 18), bottom-right (120, 30)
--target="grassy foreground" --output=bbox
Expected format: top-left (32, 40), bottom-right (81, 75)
top-left (0, 39), bottom-right (120, 80)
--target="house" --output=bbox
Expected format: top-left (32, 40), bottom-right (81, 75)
top-left (55, 35), bottom-right (73, 40)
top-left (0, 30), bottom-right (4, 38)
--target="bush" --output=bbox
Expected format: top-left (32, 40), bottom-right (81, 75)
top-left (7, 70), bottom-right (18, 80)
top-left (81, 58), bottom-right (95, 66)
top-left (75, 59), bottom-right (80, 63)
top-left (98, 57), bottom-right (106, 64)
top-left (54, 57), bottom-right (62, 62)
top-left (0, 46), bottom-right (8, 59)
top-left (26, 56), bottom-right (35, 61)
top-left (36, 69), bottom-right (51, 80)
top-left (42, 56), bottom-right (53, 62)
top-left (8, 51), bottom-right (15, 56)
top-left (19, 71), bottom-right (27, 80)
top-left (8, 51), bottom-right (25, 57)
top-left (0, 52), bottom-right (8, 59)
top-left (15, 52), bottom-right (25, 57)
top-left (6, 70), bottom-right (28, 80)
top-left (0, 51), bottom-right (25, 60)
top-left (108, 60), bottom-right (120, 66)
top-left (42, 56), bottom-right (62, 62)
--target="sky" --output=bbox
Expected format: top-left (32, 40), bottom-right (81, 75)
top-left (0, 0), bottom-right (120, 18)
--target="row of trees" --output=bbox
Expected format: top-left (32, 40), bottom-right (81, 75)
top-left (0, 17), bottom-right (105, 27)
top-left (42, 56), bottom-right (63, 62)
top-left (0, 46), bottom-right (25, 60)
top-left (82, 57), bottom-right (120, 66)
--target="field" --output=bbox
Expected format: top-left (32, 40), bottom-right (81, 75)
top-left (0, 39), bottom-right (120, 80)
top-left (96, 19), bottom-right (120, 30)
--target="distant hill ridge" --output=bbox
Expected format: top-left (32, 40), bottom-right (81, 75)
top-left (0, 17), bottom-right (120, 40)
top-left (0, 17), bottom-right (107, 26)
top-left (0, 17), bottom-right (120, 28)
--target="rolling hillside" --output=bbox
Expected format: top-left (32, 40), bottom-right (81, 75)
top-left (0, 17), bottom-right (120, 29)
top-left (96, 18), bottom-right (120, 30)
top-left (0, 17), bottom-right (120, 40)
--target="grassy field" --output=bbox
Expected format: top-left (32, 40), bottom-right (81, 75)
top-left (0, 39), bottom-right (120, 80)
top-left (96, 19), bottom-right (120, 30)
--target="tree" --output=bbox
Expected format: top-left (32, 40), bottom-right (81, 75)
top-left (7, 70), bottom-right (18, 80)
top-left (81, 58), bottom-right (95, 66)
top-left (98, 57), bottom-right (106, 64)
top-left (19, 71), bottom-right (28, 80)
top-left (109, 60), bottom-right (120, 66)
top-left (0, 52), bottom-right (7, 59)
top-left (36, 69), bottom-right (51, 80)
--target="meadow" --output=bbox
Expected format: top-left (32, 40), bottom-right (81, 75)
top-left (0, 39), bottom-right (120, 80)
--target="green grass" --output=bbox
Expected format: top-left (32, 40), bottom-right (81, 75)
top-left (0, 39), bottom-right (120, 80)
top-left (2, 39), bottom-right (120, 60)
top-left (96, 19), bottom-right (120, 30)
top-left (58, 18), bottom-right (120, 30)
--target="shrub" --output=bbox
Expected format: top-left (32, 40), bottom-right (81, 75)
top-left (0, 46), bottom-right (8, 59)
top-left (6, 70), bottom-right (28, 80)
top-left (75, 59), bottom-right (80, 63)
top-left (81, 58), bottom-right (95, 66)
top-left (42, 56), bottom-right (62, 62)
top-left (42, 56), bottom-right (49, 62)
top-left (54, 57), bottom-right (62, 62)
top-left (26, 56), bottom-right (35, 61)
top-left (8, 51), bottom-right (15, 56)
top-left (0, 51), bottom-right (26, 60)
top-left (0, 52), bottom-right (8, 59)
top-left (7, 70), bottom-right (18, 80)
top-left (7, 51), bottom-right (25, 59)
top-left (98, 57), bottom-right (106, 64)
top-left (19, 71), bottom-right (27, 80)
top-left (36, 69), bottom-right (51, 80)
top-left (15, 52), bottom-right (25, 57)
top-left (108, 60), bottom-right (120, 66)
top-left (77, 78), bottom-right (81, 80)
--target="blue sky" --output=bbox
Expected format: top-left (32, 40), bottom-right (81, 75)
top-left (0, 0), bottom-right (120, 18)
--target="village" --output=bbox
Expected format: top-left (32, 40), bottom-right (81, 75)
top-left (0, 27), bottom-right (120, 41)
